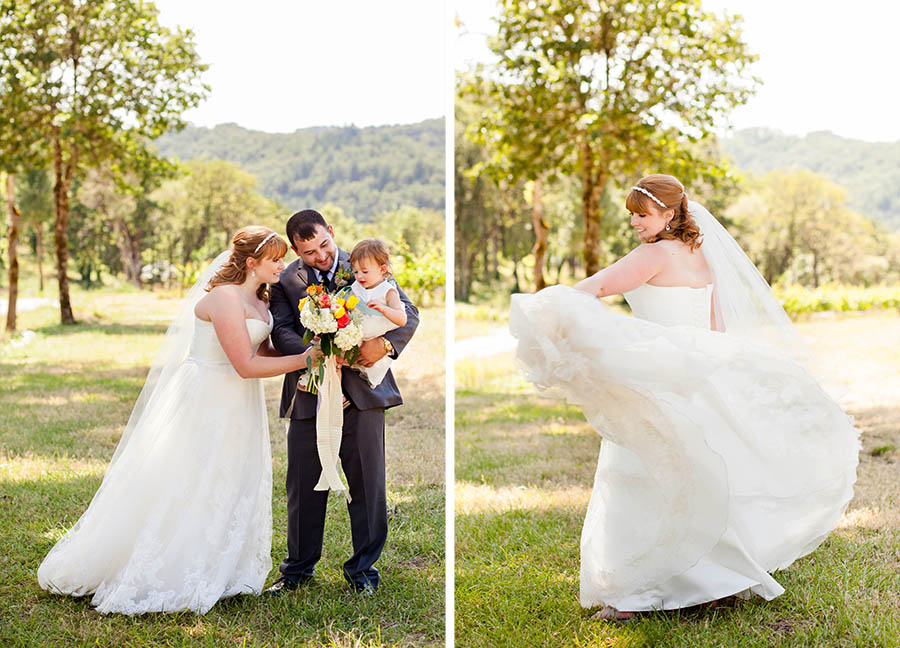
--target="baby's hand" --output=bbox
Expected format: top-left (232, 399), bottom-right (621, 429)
top-left (367, 301), bottom-right (385, 314)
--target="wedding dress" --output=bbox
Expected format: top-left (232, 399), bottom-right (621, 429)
top-left (510, 267), bottom-right (859, 612)
top-left (37, 307), bottom-right (274, 615)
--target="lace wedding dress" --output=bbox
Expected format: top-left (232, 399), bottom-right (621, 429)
top-left (37, 313), bottom-right (274, 615)
top-left (510, 282), bottom-right (859, 611)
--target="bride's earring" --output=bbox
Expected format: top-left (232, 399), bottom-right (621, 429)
top-left (665, 222), bottom-right (671, 231)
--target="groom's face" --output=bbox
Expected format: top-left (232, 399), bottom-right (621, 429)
top-left (292, 224), bottom-right (337, 271)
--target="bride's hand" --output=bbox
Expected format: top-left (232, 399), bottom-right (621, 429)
top-left (297, 346), bottom-right (321, 369)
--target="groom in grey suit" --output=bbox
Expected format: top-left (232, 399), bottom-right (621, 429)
top-left (267, 209), bottom-right (419, 594)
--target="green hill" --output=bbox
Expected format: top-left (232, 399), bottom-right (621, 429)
top-left (722, 128), bottom-right (900, 229)
top-left (152, 118), bottom-right (444, 221)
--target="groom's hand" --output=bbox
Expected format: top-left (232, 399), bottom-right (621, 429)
top-left (357, 338), bottom-right (387, 367)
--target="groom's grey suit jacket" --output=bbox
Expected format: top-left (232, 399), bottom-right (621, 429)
top-left (269, 248), bottom-right (420, 419)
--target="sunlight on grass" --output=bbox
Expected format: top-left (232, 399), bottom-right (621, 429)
top-left (0, 453), bottom-right (107, 483)
top-left (456, 483), bottom-right (589, 514)
top-left (838, 506), bottom-right (900, 531)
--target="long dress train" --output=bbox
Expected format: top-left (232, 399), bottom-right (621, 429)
top-left (37, 314), bottom-right (274, 615)
top-left (510, 283), bottom-right (859, 611)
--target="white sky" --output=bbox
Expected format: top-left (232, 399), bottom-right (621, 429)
top-left (455, 0), bottom-right (900, 143)
top-left (152, 0), bottom-right (446, 132)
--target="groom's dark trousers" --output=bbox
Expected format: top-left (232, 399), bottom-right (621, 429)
top-left (270, 251), bottom-right (418, 589)
top-left (284, 406), bottom-right (387, 585)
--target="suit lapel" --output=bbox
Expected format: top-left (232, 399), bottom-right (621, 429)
top-left (297, 248), bottom-right (349, 292)
top-left (334, 249), bottom-right (351, 288)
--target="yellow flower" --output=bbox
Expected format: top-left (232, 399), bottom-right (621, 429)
top-left (333, 306), bottom-right (346, 319)
top-left (335, 297), bottom-right (345, 307)
top-left (345, 295), bottom-right (359, 309)
top-left (298, 297), bottom-right (308, 311)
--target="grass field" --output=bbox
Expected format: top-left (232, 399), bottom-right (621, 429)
top-left (455, 307), bottom-right (900, 648)
top-left (0, 283), bottom-right (445, 648)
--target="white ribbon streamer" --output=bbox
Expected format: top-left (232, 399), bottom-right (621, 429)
top-left (313, 355), bottom-right (350, 500)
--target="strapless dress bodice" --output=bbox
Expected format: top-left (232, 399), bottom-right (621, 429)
top-left (623, 283), bottom-right (713, 329)
top-left (187, 312), bottom-right (273, 365)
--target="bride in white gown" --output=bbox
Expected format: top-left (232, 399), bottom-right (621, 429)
top-left (510, 174), bottom-right (860, 620)
top-left (37, 226), bottom-right (318, 615)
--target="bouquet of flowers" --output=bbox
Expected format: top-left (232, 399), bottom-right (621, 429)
top-left (298, 284), bottom-right (364, 393)
top-left (296, 284), bottom-right (365, 500)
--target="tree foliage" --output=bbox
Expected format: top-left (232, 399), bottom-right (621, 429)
top-left (723, 128), bottom-right (900, 230)
top-left (464, 0), bottom-right (758, 275)
top-left (727, 170), bottom-right (898, 287)
top-left (152, 119), bottom-right (445, 222)
top-left (0, 0), bottom-right (208, 322)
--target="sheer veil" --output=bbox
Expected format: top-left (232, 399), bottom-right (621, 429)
top-left (690, 201), bottom-right (808, 363)
top-left (106, 249), bottom-right (232, 472)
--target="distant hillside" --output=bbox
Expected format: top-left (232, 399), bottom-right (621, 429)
top-left (722, 128), bottom-right (900, 229)
top-left (153, 118), bottom-right (444, 221)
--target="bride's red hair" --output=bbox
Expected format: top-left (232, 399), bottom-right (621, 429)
top-left (626, 175), bottom-right (703, 251)
top-left (207, 226), bottom-right (288, 302)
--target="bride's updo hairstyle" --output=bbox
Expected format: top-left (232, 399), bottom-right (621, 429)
top-left (207, 225), bottom-right (288, 301)
top-left (626, 174), bottom-right (703, 251)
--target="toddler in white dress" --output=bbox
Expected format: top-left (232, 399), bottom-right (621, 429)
top-left (349, 239), bottom-right (407, 387)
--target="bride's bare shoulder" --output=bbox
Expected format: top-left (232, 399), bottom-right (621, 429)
top-left (634, 241), bottom-right (675, 258)
top-left (195, 284), bottom-right (242, 320)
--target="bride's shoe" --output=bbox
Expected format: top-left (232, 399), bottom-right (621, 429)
top-left (591, 605), bottom-right (635, 622)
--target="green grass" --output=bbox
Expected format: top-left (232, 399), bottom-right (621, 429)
top-left (455, 314), bottom-right (900, 648)
top-left (0, 288), bottom-right (445, 648)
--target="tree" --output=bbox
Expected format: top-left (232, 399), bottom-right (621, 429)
top-left (0, 0), bottom-right (208, 323)
top-left (152, 159), bottom-right (282, 264)
top-left (727, 170), bottom-right (885, 287)
top-left (4, 173), bottom-right (20, 331)
top-left (76, 166), bottom-right (141, 287)
top-left (467, 0), bottom-right (758, 275)
top-left (17, 169), bottom-right (53, 293)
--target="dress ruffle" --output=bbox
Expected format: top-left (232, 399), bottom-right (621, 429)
top-left (510, 286), bottom-right (859, 609)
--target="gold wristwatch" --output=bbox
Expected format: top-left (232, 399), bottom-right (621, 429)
top-left (380, 336), bottom-right (394, 357)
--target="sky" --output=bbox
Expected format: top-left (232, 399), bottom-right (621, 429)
top-left (455, 0), bottom-right (900, 143)
top-left (152, 0), bottom-right (446, 133)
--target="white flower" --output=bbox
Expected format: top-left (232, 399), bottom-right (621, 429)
top-left (300, 304), bottom-right (337, 334)
top-left (334, 322), bottom-right (364, 351)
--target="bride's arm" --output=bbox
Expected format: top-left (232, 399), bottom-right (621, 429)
top-left (254, 339), bottom-right (280, 357)
top-left (574, 244), bottom-right (665, 298)
top-left (206, 289), bottom-right (316, 379)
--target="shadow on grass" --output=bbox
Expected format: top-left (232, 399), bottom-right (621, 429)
top-left (33, 322), bottom-right (170, 337)
top-left (456, 391), bottom-right (585, 427)
top-left (0, 365), bottom-right (147, 391)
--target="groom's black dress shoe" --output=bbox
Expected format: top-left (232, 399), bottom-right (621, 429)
top-left (343, 568), bottom-right (378, 595)
top-left (264, 575), bottom-right (312, 596)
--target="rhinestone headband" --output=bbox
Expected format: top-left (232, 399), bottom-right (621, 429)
top-left (630, 185), bottom-right (667, 209)
top-left (254, 232), bottom-right (278, 253)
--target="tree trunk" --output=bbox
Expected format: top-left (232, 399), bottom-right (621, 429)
top-left (491, 225), bottom-right (500, 281)
top-left (6, 174), bottom-right (20, 333)
top-left (811, 251), bottom-right (820, 289)
top-left (511, 252), bottom-right (521, 294)
top-left (35, 221), bottom-right (44, 293)
top-left (531, 176), bottom-right (549, 291)
top-left (115, 219), bottom-right (143, 288)
top-left (481, 217), bottom-right (490, 286)
top-left (581, 144), bottom-right (604, 277)
top-left (53, 131), bottom-right (76, 324)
